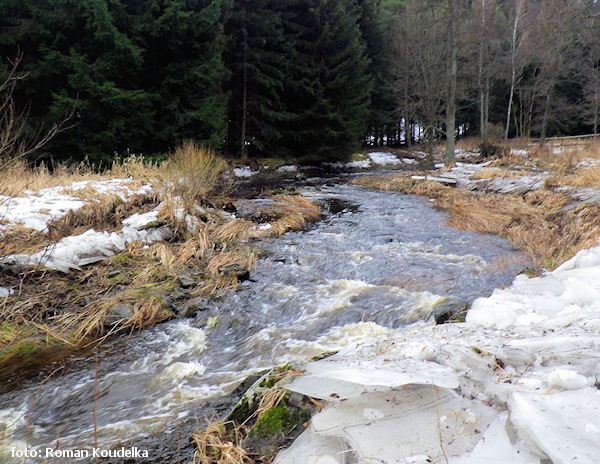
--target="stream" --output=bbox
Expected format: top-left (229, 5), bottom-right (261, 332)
top-left (0, 179), bottom-right (529, 463)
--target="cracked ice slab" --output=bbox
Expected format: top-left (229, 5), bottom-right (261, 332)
top-left (510, 389), bottom-right (600, 464)
top-left (286, 356), bottom-right (459, 400)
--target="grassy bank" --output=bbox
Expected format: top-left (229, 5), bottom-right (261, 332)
top-left (0, 143), bottom-right (320, 370)
top-left (353, 140), bottom-right (600, 270)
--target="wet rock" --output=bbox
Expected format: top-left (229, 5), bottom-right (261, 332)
top-left (177, 274), bottom-right (196, 288)
top-left (170, 289), bottom-right (189, 302)
top-left (224, 367), bottom-right (317, 457)
top-left (182, 297), bottom-right (211, 318)
top-left (104, 303), bottom-right (133, 327)
top-left (218, 263), bottom-right (250, 281)
top-left (242, 396), bottom-right (312, 457)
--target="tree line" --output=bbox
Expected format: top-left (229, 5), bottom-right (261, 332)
top-left (1, 0), bottom-right (599, 165)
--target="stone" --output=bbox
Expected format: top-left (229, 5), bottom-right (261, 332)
top-left (218, 263), bottom-right (250, 281)
top-left (104, 303), bottom-right (133, 328)
top-left (181, 297), bottom-right (210, 318)
top-left (177, 274), bottom-right (196, 288)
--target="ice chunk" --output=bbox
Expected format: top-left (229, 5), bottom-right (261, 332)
top-left (273, 427), bottom-right (348, 464)
top-left (233, 166), bottom-right (258, 177)
top-left (510, 389), bottom-right (600, 463)
top-left (286, 357), bottom-right (459, 400)
top-left (310, 388), bottom-right (497, 463)
top-left (0, 287), bottom-right (13, 297)
top-left (546, 369), bottom-right (590, 390)
top-left (465, 413), bottom-right (540, 463)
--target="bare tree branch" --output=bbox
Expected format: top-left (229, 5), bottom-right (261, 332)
top-left (0, 53), bottom-right (76, 172)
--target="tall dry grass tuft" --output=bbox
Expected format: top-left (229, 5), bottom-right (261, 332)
top-left (162, 142), bottom-right (229, 211)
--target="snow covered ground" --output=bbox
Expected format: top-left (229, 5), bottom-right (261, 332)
top-left (275, 242), bottom-right (600, 464)
top-left (0, 179), bottom-right (152, 232)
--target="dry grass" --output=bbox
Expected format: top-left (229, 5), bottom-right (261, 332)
top-left (0, 141), bottom-right (324, 368)
top-left (192, 421), bottom-right (248, 464)
top-left (545, 165), bottom-right (600, 189)
top-left (471, 168), bottom-right (529, 180)
top-left (162, 142), bottom-right (229, 212)
top-left (455, 137), bottom-right (482, 152)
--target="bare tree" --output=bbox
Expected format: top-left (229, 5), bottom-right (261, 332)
top-left (0, 54), bottom-right (74, 172)
top-left (445, 0), bottom-right (458, 165)
top-left (580, 3), bottom-right (600, 137)
top-left (504, 0), bottom-right (528, 140)
top-left (390, 0), bottom-right (447, 165)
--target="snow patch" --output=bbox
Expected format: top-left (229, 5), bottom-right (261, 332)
top-left (232, 166), bottom-right (259, 177)
top-left (276, 165), bottom-right (298, 173)
top-left (368, 152), bottom-right (401, 165)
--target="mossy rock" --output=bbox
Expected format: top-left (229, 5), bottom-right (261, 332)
top-left (518, 267), bottom-right (540, 278)
top-left (243, 395), bottom-right (313, 456)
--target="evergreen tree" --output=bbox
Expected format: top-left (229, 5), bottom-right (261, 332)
top-left (1, 0), bottom-right (153, 163)
top-left (223, 0), bottom-right (293, 160)
top-left (134, 0), bottom-right (228, 153)
top-left (357, 0), bottom-right (396, 147)
top-left (283, 0), bottom-right (373, 161)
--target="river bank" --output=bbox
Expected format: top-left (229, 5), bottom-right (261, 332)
top-left (0, 146), bottom-right (532, 463)
top-left (3, 140), bottom-right (600, 463)
top-left (0, 144), bottom-right (321, 379)
top-left (270, 141), bottom-right (600, 464)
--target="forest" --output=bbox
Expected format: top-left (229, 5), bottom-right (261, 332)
top-left (1, 0), bottom-right (600, 164)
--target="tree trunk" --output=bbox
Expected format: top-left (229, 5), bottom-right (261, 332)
top-left (505, 0), bottom-right (524, 140)
top-left (478, 0), bottom-right (489, 151)
top-left (540, 91), bottom-right (551, 145)
top-left (240, 23), bottom-right (248, 163)
top-left (505, 76), bottom-right (515, 140)
top-left (594, 81), bottom-right (599, 138)
top-left (445, 0), bottom-right (457, 166)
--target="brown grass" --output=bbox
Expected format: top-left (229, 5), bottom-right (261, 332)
top-left (163, 142), bottom-right (229, 211)
top-left (471, 168), bottom-right (529, 180)
top-left (545, 165), bottom-right (600, 189)
top-left (0, 142), bottom-right (324, 368)
top-left (192, 421), bottom-right (248, 464)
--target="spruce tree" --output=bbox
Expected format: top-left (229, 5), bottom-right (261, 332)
top-left (283, 0), bottom-right (373, 161)
top-left (357, 0), bottom-right (396, 147)
top-left (2, 0), bottom-right (153, 163)
top-left (133, 0), bottom-right (228, 153)
top-left (223, 0), bottom-right (293, 160)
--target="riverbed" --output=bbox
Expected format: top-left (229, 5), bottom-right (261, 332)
top-left (0, 179), bottom-right (529, 463)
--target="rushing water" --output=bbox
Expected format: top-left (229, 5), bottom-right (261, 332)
top-left (0, 181), bottom-right (529, 463)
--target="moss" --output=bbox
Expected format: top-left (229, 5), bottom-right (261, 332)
top-left (108, 253), bottom-right (131, 266)
top-left (108, 273), bottom-right (124, 283)
top-left (137, 220), bottom-right (167, 231)
top-left (0, 341), bottom-right (41, 359)
top-left (259, 364), bottom-right (292, 388)
top-left (249, 400), bottom-right (311, 441)
top-left (16, 343), bottom-right (36, 354)
top-left (251, 402), bottom-right (291, 439)
top-left (228, 396), bottom-right (252, 424)
top-left (311, 351), bottom-right (338, 361)
top-left (519, 267), bottom-right (540, 278)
